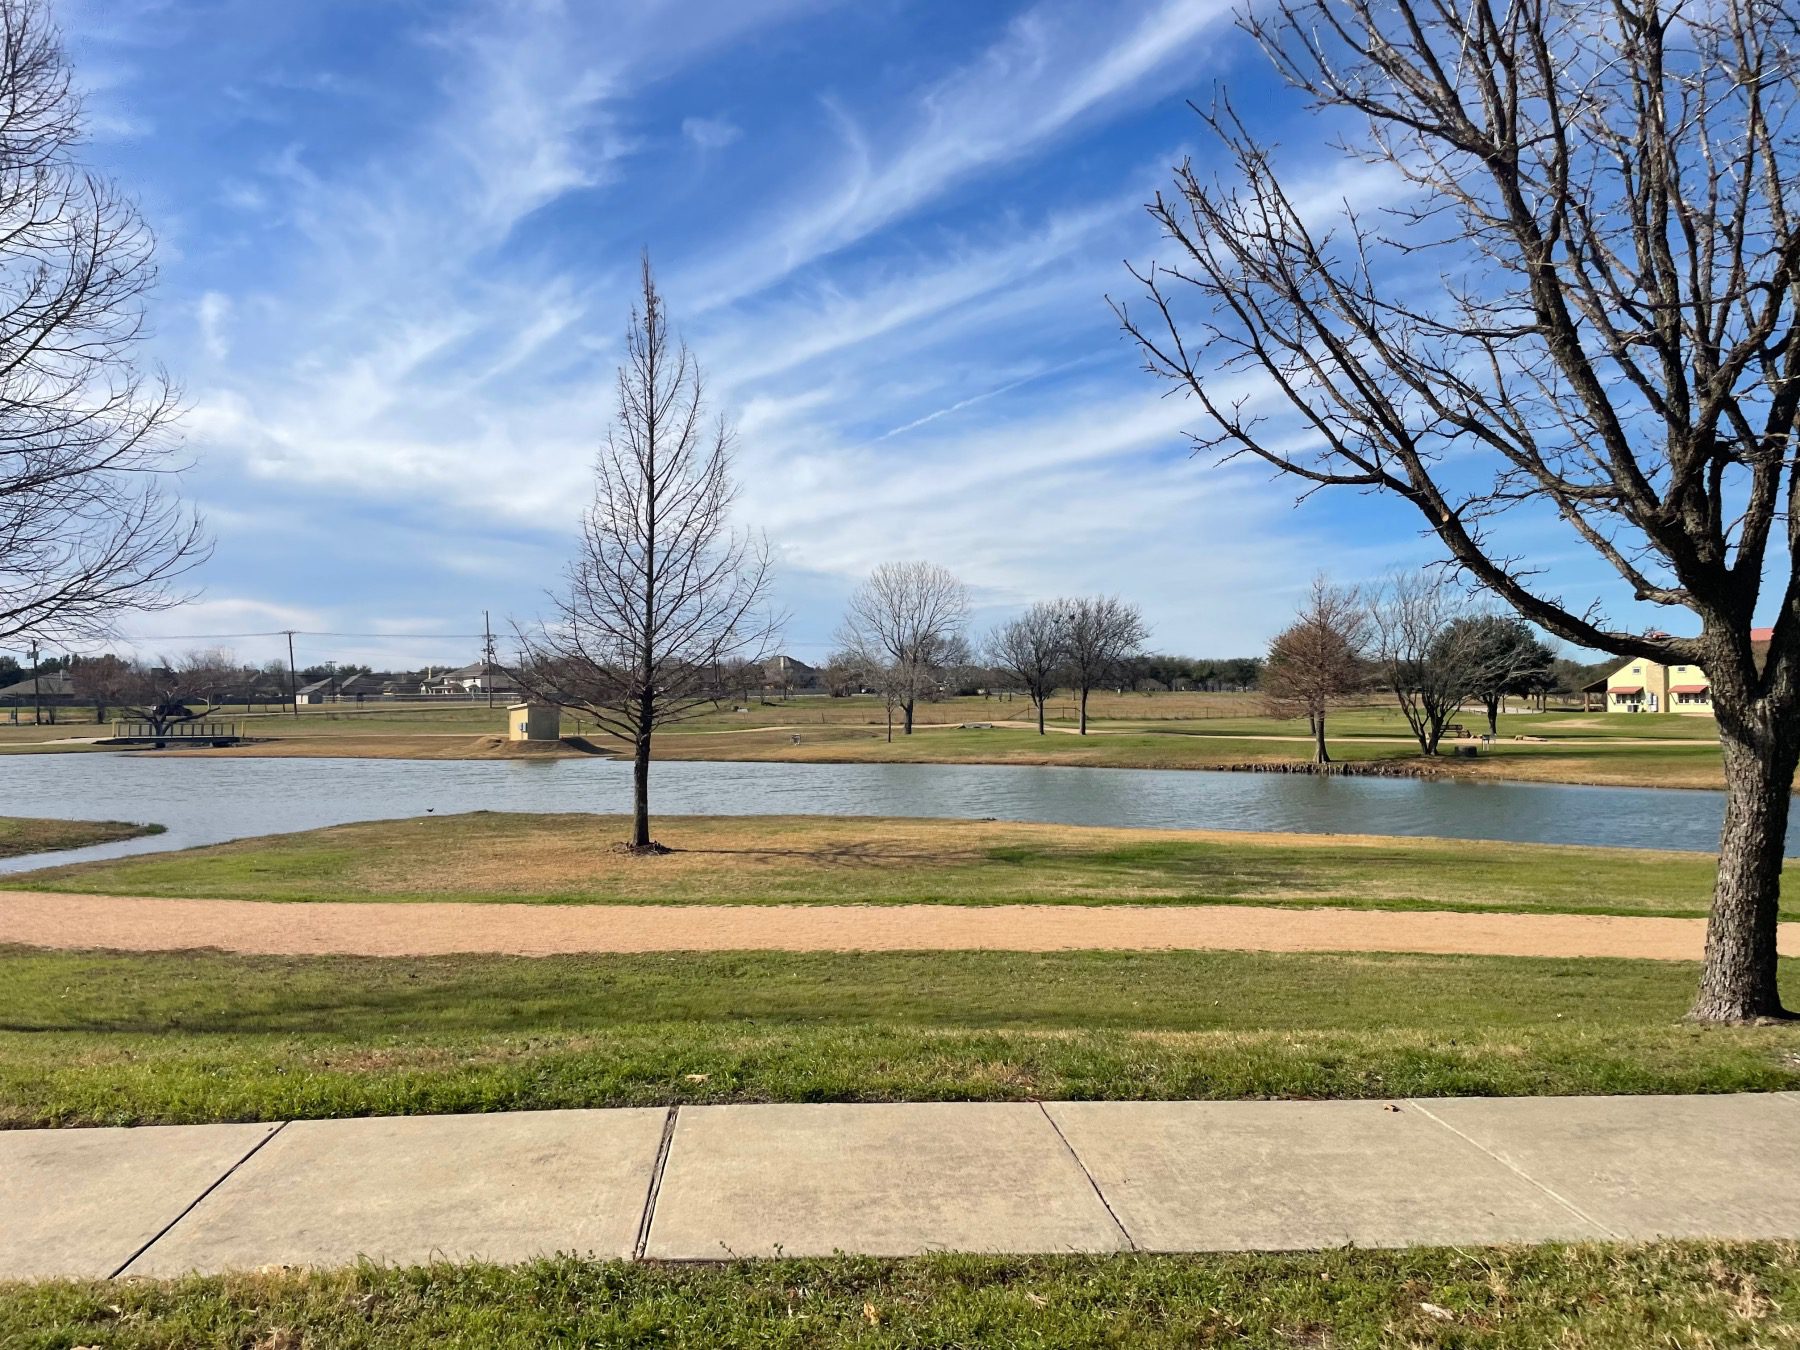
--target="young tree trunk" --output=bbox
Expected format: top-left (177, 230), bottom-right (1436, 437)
top-left (1313, 709), bottom-right (1329, 765)
top-left (902, 697), bottom-right (915, 735)
top-left (1485, 695), bottom-right (1500, 738)
top-left (1036, 696), bottom-right (1045, 735)
top-left (631, 729), bottom-right (653, 849)
top-left (1690, 709), bottom-right (1797, 1022)
top-left (1078, 688), bottom-right (1090, 735)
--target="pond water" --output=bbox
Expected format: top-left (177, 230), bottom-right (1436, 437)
top-left (0, 752), bottom-right (1778, 873)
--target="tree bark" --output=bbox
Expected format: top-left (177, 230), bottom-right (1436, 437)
top-left (1036, 697), bottom-right (1045, 735)
top-left (1313, 710), bottom-right (1329, 764)
top-left (902, 697), bottom-right (915, 735)
top-left (1691, 710), bottom-right (1797, 1022)
top-left (631, 729), bottom-right (652, 849)
top-left (1078, 688), bottom-right (1089, 735)
top-left (1485, 695), bottom-right (1500, 738)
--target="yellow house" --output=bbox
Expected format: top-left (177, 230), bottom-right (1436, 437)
top-left (1600, 659), bottom-right (1712, 714)
top-left (1592, 628), bottom-right (1772, 714)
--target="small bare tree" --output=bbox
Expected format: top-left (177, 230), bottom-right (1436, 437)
top-left (1447, 614), bottom-right (1558, 738)
top-left (836, 561), bottom-right (969, 736)
top-left (987, 601), bottom-right (1068, 734)
top-left (518, 258), bottom-right (778, 851)
top-left (1262, 575), bottom-right (1367, 763)
top-left (0, 0), bottom-right (206, 650)
top-left (1368, 574), bottom-right (1497, 757)
top-left (1061, 595), bottom-right (1150, 734)
top-left (1115, 1), bottom-right (1800, 1021)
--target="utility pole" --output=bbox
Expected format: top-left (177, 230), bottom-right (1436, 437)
top-left (285, 631), bottom-right (300, 718)
top-left (27, 638), bottom-right (39, 727)
top-left (483, 610), bottom-right (496, 710)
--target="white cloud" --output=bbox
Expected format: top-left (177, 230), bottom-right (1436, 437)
top-left (196, 292), bottom-right (232, 360)
top-left (682, 115), bottom-right (742, 150)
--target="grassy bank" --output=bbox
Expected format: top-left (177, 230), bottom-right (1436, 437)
top-left (0, 692), bottom-right (1736, 789)
top-left (7, 1243), bottom-right (1799, 1347)
top-left (10, 813), bottom-right (1747, 918)
top-left (0, 816), bottom-right (161, 860)
top-left (4, 947), bottom-right (1797, 1127)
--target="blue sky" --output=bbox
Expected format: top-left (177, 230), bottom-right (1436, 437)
top-left (52, 0), bottom-right (1641, 672)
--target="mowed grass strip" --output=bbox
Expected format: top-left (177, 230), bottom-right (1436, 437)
top-left (7, 1243), bottom-right (1799, 1348)
top-left (0, 816), bottom-right (161, 859)
top-left (10, 812), bottom-right (1749, 917)
top-left (4, 947), bottom-right (1799, 1127)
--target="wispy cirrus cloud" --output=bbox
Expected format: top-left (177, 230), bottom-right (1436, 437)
top-left (63, 0), bottom-right (1395, 667)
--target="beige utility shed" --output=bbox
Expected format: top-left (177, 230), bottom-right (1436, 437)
top-left (507, 701), bottom-right (561, 742)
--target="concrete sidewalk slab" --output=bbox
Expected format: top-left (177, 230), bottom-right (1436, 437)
top-left (123, 1109), bottom-right (666, 1277)
top-left (645, 1102), bottom-right (1129, 1259)
top-left (1414, 1093), bottom-right (1800, 1239)
top-left (1047, 1099), bottom-right (1605, 1251)
top-left (0, 1122), bottom-right (277, 1280)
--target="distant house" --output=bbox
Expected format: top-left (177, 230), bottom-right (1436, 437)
top-left (422, 661), bottom-right (520, 697)
top-left (294, 677), bottom-right (335, 706)
top-left (0, 670), bottom-right (80, 709)
top-left (1585, 627), bottom-right (1774, 714)
top-left (761, 654), bottom-right (821, 695)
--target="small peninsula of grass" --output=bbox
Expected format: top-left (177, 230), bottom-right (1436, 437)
top-left (0, 815), bottom-right (161, 860)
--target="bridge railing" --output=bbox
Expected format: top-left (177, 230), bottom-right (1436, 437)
top-left (111, 720), bottom-right (241, 741)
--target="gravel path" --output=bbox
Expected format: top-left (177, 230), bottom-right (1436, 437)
top-left (1, 890), bottom-right (1784, 961)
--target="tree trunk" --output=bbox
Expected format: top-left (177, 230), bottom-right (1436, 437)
top-left (1036, 696), bottom-right (1045, 735)
top-left (1690, 710), bottom-right (1797, 1022)
top-left (1078, 688), bottom-right (1089, 735)
top-left (1485, 694), bottom-right (1500, 737)
top-left (902, 698), bottom-right (915, 735)
top-left (631, 730), bottom-right (652, 848)
top-left (1313, 710), bottom-right (1329, 764)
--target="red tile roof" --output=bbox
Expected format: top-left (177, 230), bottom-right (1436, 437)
top-left (1611, 685), bottom-right (1644, 695)
top-left (1671, 684), bottom-right (1709, 694)
top-left (1752, 627), bottom-right (1774, 643)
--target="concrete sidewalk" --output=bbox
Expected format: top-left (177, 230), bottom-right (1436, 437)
top-left (5, 1094), bottom-right (1800, 1281)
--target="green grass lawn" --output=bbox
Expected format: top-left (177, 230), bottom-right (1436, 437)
top-left (6, 1242), bottom-right (1796, 1348)
top-left (0, 816), bottom-right (162, 859)
top-left (4, 947), bottom-right (1797, 1127)
top-left (9, 812), bottom-right (1751, 918)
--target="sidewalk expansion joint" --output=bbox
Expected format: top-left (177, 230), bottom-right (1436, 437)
top-left (633, 1105), bottom-right (679, 1261)
top-left (109, 1120), bottom-right (290, 1279)
top-left (1405, 1100), bottom-right (1619, 1239)
top-left (1038, 1102), bottom-right (1136, 1252)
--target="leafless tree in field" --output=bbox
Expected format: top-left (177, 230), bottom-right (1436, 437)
top-left (1061, 595), bottom-right (1149, 734)
top-left (1262, 575), bottom-right (1367, 763)
top-left (836, 561), bottom-right (969, 736)
top-left (987, 601), bottom-right (1069, 735)
top-left (1368, 572), bottom-right (1507, 757)
top-left (88, 649), bottom-right (236, 737)
top-left (1115, 0), bottom-right (1800, 1022)
top-left (517, 258), bottom-right (779, 851)
top-left (0, 0), bottom-right (205, 649)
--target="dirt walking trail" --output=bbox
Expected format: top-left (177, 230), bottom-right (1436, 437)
top-left (2, 891), bottom-right (1790, 961)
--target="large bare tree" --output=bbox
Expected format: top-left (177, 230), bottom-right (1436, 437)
top-left (1116, 0), bottom-right (1800, 1022)
top-left (1262, 575), bottom-right (1367, 763)
top-left (519, 258), bottom-right (777, 851)
top-left (0, 0), bottom-right (204, 648)
top-left (1061, 595), bottom-right (1150, 734)
top-left (987, 601), bottom-right (1068, 735)
top-left (836, 561), bottom-right (969, 736)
